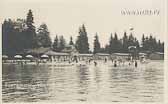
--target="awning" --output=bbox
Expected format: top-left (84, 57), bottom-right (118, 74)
top-left (45, 50), bottom-right (69, 56)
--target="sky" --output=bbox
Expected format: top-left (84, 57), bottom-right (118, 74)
top-left (0, 0), bottom-right (165, 50)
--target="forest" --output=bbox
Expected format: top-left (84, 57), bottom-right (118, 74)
top-left (2, 10), bottom-right (164, 56)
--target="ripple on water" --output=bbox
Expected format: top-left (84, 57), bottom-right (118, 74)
top-left (2, 61), bottom-right (164, 102)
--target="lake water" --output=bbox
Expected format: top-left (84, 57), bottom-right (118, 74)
top-left (2, 60), bottom-right (164, 103)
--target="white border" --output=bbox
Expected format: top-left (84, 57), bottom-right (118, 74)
top-left (0, 0), bottom-right (167, 104)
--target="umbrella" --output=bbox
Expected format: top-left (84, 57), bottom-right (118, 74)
top-left (14, 55), bottom-right (22, 58)
top-left (41, 54), bottom-right (49, 58)
top-left (26, 55), bottom-right (33, 58)
top-left (2, 55), bottom-right (8, 59)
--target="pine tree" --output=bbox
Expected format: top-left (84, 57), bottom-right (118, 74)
top-left (25, 9), bottom-right (37, 49)
top-left (69, 36), bottom-right (74, 45)
top-left (141, 34), bottom-right (145, 52)
top-left (161, 42), bottom-right (164, 52)
top-left (122, 31), bottom-right (129, 53)
top-left (113, 32), bottom-right (122, 53)
top-left (53, 35), bottom-right (59, 51)
top-left (109, 33), bottom-right (114, 53)
top-left (128, 33), bottom-right (135, 47)
top-left (75, 24), bottom-right (89, 53)
top-left (36, 23), bottom-right (52, 48)
top-left (58, 35), bottom-right (66, 51)
top-left (26, 10), bottom-right (34, 28)
top-left (149, 35), bottom-right (154, 51)
top-left (157, 40), bottom-right (162, 52)
top-left (93, 33), bottom-right (101, 54)
top-left (145, 36), bottom-right (149, 51)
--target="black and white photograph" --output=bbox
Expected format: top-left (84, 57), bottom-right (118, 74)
top-left (0, 0), bottom-right (167, 103)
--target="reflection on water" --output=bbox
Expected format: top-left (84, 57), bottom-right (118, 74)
top-left (2, 61), bottom-right (163, 102)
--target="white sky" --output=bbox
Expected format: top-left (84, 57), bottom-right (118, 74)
top-left (0, 0), bottom-right (165, 50)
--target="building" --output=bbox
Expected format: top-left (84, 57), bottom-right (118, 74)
top-left (149, 52), bottom-right (164, 60)
top-left (78, 54), bottom-right (93, 61)
top-left (111, 53), bottom-right (130, 60)
top-left (62, 45), bottom-right (79, 56)
top-left (45, 50), bottom-right (70, 61)
top-left (25, 47), bottom-right (50, 58)
top-left (94, 53), bottom-right (110, 60)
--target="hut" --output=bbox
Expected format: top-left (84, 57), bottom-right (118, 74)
top-left (78, 54), bottom-right (93, 61)
top-left (94, 53), bottom-right (110, 60)
top-left (111, 53), bottom-right (130, 60)
top-left (45, 50), bottom-right (70, 62)
top-left (149, 52), bottom-right (164, 60)
top-left (62, 45), bottom-right (78, 56)
top-left (25, 47), bottom-right (50, 58)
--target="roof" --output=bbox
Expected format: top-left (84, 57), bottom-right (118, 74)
top-left (153, 52), bottom-right (164, 55)
top-left (45, 50), bottom-right (69, 56)
top-left (62, 45), bottom-right (78, 53)
top-left (79, 54), bottom-right (93, 57)
top-left (95, 53), bottom-right (110, 56)
top-left (139, 53), bottom-right (147, 55)
top-left (26, 47), bottom-right (50, 54)
top-left (112, 53), bottom-right (130, 56)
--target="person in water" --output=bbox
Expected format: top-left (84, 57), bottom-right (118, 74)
top-left (73, 56), bottom-right (78, 63)
top-left (104, 58), bottom-right (107, 63)
top-left (114, 61), bottom-right (117, 67)
top-left (135, 61), bottom-right (138, 67)
top-left (94, 61), bottom-right (97, 66)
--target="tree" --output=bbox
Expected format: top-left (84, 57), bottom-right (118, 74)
top-left (128, 33), bottom-right (135, 47)
top-left (2, 19), bottom-right (25, 56)
top-left (108, 33), bottom-right (114, 53)
top-left (36, 23), bottom-right (52, 47)
top-left (122, 31), bottom-right (129, 53)
top-left (161, 42), bottom-right (164, 52)
top-left (25, 9), bottom-right (37, 48)
top-left (53, 35), bottom-right (59, 51)
top-left (75, 24), bottom-right (89, 53)
top-left (113, 32), bottom-right (122, 53)
top-left (144, 36), bottom-right (149, 51)
top-left (141, 34), bottom-right (145, 51)
top-left (58, 35), bottom-right (66, 51)
top-left (69, 36), bottom-right (74, 45)
top-left (93, 33), bottom-right (101, 54)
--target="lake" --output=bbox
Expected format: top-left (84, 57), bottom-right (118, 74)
top-left (2, 60), bottom-right (164, 103)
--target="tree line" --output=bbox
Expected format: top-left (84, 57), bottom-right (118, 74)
top-left (2, 10), bottom-right (164, 56)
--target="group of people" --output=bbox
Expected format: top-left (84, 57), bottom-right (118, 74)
top-left (87, 58), bottom-right (138, 68)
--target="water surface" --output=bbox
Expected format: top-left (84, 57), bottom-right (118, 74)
top-left (2, 61), bottom-right (164, 102)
